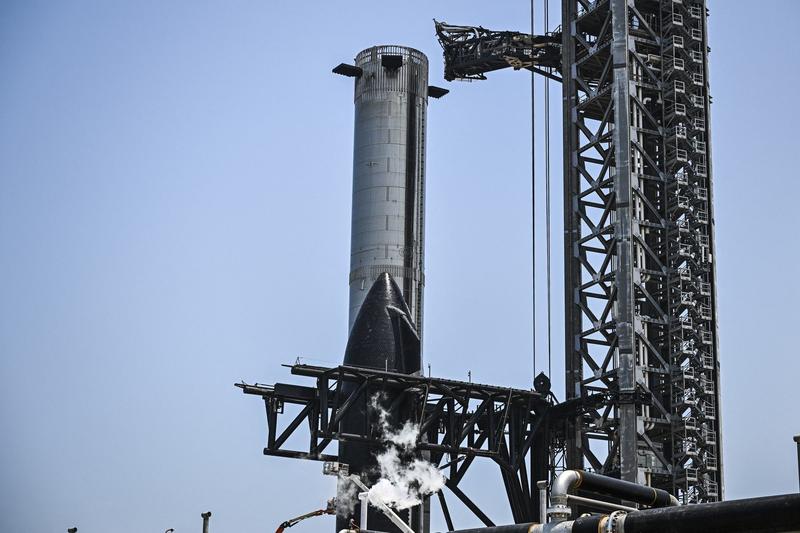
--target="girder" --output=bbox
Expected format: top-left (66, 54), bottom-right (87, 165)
top-left (237, 364), bottom-right (559, 526)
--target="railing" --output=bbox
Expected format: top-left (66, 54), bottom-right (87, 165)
top-left (705, 480), bottom-right (719, 498)
top-left (666, 56), bottom-right (686, 74)
top-left (694, 163), bottom-right (707, 177)
top-left (667, 102), bottom-right (687, 117)
top-left (701, 400), bottom-right (716, 418)
top-left (674, 388), bottom-right (698, 405)
top-left (681, 467), bottom-right (699, 483)
top-left (674, 315), bottom-right (693, 329)
top-left (694, 186), bottom-right (708, 200)
top-left (670, 123), bottom-right (688, 138)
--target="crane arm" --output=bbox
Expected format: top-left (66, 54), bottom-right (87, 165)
top-left (434, 20), bottom-right (562, 82)
top-left (275, 504), bottom-right (335, 533)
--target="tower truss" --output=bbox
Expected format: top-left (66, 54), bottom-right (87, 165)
top-left (561, 0), bottom-right (722, 503)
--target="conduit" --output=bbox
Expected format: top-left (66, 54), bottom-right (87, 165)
top-left (550, 470), bottom-right (678, 514)
top-left (618, 493), bottom-right (800, 533)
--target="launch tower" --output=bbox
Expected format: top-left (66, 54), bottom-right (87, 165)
top-left (560, 0), bottom-right (722, 503)
top-left (436, 0), bottom-right (723, 505)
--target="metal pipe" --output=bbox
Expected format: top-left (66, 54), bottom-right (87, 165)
top-left (564, 494), bottom-right (636, 513)
top-left (549, 470), bottom-right (677, 520)
top-left (537, 480), bottom-right (548, 524)
top-left (794, 435), bottom-right (800, 492)
top-left (617, 493), bottom-right (800, 533)
top-left (359, 492), bottom-right (369, 530)
top-left (345, 475), bottom-right (415, 533)
top-left (201, 511), bottom-right (211, 533)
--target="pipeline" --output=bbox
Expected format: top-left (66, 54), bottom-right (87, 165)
top-left (550, 470), bottom-right (677, 516)
top-left (617, 493), bottom-right (800, 533)
top-left (528, 493), bottom-right (800, 533)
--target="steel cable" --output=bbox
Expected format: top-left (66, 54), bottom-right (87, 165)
top-left (544, 0), bottom-right (552, 378)
top-left (531, 0), bottom-right (537, 380)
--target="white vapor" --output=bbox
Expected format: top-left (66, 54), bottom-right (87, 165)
top-left (366, 394), bottom-right (445, 510)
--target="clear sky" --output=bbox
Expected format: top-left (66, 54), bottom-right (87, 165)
top-left (1, 1), bottom-right (798, 532)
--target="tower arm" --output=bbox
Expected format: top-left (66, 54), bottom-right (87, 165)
top-left (434, 20), bottom-right (562, 82)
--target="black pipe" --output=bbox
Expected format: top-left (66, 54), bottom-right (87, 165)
top-left (621, 493), bottom-right (800, 533)
top-left (574, 471), bottom-right (675, 508)
top-left (571, 514), bottom-right (605, 533)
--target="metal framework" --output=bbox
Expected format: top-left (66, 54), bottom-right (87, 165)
top-left (237, 364), bottom-right (559, 528)
top-left (434, 0), bottom-right (722, 505)
top-left (434, 21), bottom-right (562, 82)
top-left (561, 0), bottom-right (722, 503)
top-left (239, 4), bottom-right (725, 529)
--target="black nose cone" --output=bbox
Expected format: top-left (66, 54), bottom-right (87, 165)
top-left (344, 272), bottom-right (420, 375)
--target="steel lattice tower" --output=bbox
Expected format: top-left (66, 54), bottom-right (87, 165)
top-left (561, 0), bottom-right (722, 503)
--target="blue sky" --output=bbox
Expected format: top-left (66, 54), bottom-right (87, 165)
top-left (1, 1), bottom-right (798, 532)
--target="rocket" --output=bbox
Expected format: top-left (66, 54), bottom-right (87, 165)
top-left (336, 272), bottom-right (422, 533)
top-left (333, 44), bottom-right (445, 533)
top-left (343, 272), bottom-right (420, 375)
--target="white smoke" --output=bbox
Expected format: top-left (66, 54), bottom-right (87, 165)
top-left (366, 394), bottom-right (446, 510)
top-left (335, 474), bottom-right (360, 516)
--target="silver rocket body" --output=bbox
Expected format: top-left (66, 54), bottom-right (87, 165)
top-left (348, 45), bottom-right (428, 339)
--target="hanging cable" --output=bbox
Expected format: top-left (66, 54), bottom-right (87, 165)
top-left (531, 0), bottom-right (537, 380)
top-left (544, 0), bottom-right (552, 378)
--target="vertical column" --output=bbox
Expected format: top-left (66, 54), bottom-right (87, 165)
top-left (609, 0), bottom-right (638, 484)
top-left (348, 46), bottom-right (428, 339)
top-left (561, 0), bottom-right (583, 473)
top-left (562, 0), bottom-right (677, 490)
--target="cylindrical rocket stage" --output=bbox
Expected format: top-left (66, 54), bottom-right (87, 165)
top-left (348, 45), bottom-right (429, 338)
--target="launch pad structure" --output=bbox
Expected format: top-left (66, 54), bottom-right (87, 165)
top-left (433, 0), bottom-right (723, 505)
top-left (231, 2), bottom-right (789, 533)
